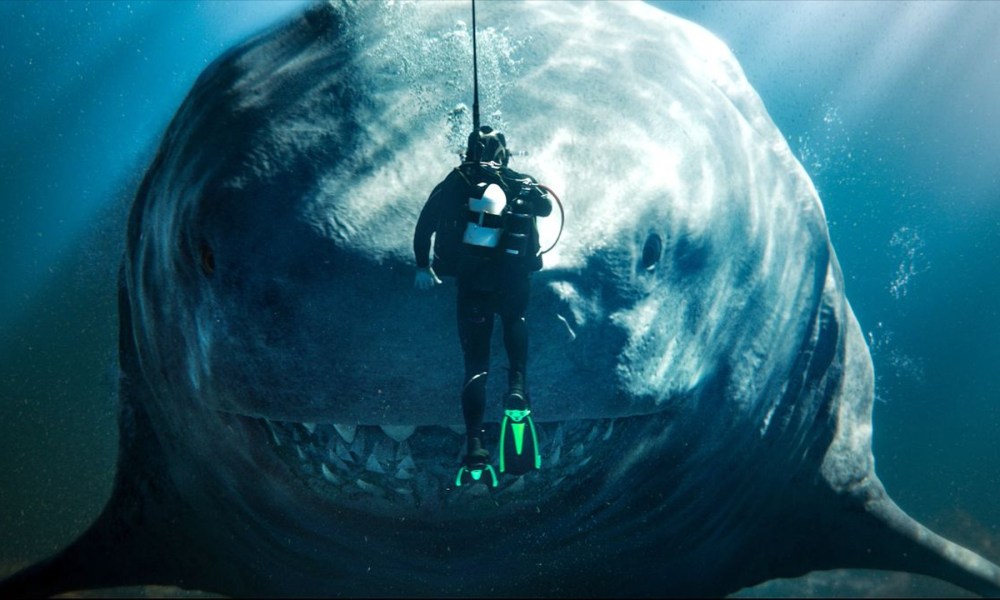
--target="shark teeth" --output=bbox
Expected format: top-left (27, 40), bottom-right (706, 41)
top-left (365, 453), bottom-right (386, 474)
top-left (349, 428), bottom-right (367, 461)
top-left (380, 425), bottom-right (415, 443)
top-left (326, 447), bottom-right (351, 472)
top-left (333, 441), bottom-right (354, 464)
top-left (365, 440), bottom-right (393, 474)
top-left (257, 417), bottom-right (620, 513)
top-left (333, 423), bottom-right (356, 444)
top-left (395, 455), bottom-right (417, 480)
top-left (321, 463), bottom-right (341, 485)
top-left (265, 420), bottom-right (282, 447)
top-left (549, 442), bottom-right (562, 467)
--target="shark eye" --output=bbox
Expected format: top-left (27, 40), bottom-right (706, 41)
top-left (199, 242), bottom-right (215, 276)
top-left (640, 233), bottom-right (662, 271)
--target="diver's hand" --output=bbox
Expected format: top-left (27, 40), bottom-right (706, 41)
top-left (414, 267), bottom-right (442, 291)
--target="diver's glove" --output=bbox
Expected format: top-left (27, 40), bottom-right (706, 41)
top-left (414, 267), bottom-right (442, 290)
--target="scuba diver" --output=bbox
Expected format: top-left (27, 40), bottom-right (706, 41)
top-left (413, 126), bottom-right (552, 486)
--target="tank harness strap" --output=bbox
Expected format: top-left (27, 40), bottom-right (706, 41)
top-left (454, 166), bottom-right (473, 187)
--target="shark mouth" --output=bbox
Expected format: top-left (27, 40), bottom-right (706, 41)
top-left (255, 417), bottom-right (619, 518)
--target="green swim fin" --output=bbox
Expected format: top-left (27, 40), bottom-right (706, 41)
top-left (499, 405), bottom-right (541, 475)
top-left (455, 462), bottom-right (499, 488)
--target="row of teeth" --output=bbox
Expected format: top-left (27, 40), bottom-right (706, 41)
top-left (266, 420), bottom-right (448, 447)
top-left (261, 418), bottom-right (617, 515)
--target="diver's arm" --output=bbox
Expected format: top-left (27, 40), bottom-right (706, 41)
top-left (530, 178), bottom-right (553, 218)
top-left (413, 180), bottom-right (449, 290)
top-left (413, 191), bottom-right (439, 270)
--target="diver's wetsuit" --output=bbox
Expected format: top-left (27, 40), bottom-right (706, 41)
top-left (414, 161), bottom-right (551, 458)
top-left (456, 266), bottom-right (531, 451)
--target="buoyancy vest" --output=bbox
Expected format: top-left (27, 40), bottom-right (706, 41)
top-left (432, 163), bottom-right (544, 277)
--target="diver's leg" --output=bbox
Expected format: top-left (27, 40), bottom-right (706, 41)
top-left (457, 286), bottom-right (494, 458)
top-left (497, 275), bottom-right (542, 475)
top-left (500, 274), bottom-right (530, 405)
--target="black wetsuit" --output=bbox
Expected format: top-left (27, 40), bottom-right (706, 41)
top-left (413, 162), bottom-right (552, 454)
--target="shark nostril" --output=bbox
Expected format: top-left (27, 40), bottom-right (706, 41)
top-left (640, 233), bottom-right (662, 271)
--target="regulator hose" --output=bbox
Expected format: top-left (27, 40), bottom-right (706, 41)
top-left (536, 183), bottom-right (564, 256)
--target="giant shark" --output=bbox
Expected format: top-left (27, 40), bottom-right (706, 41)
top-left (3, 0), bottom-right (999, 597)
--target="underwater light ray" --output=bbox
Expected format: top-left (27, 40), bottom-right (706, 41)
top-left (833, 2), bottom-right (960, 126)
top-left (196, 0), bottom-right (312, 45)
top-left (0, 2), bottom-right (161, 145)
top-left (740, 3), bottom-right (831, 71)
top-left (1, 3), bottom-right (185, 245)
top-left (926, 8), bottom-right (1000, 134)
top-left (0, 0), bottom-right (311, 336)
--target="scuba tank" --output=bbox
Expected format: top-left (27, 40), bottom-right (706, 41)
top-left (463, 182), bottom-right (507, 249)
top-left (499, 182), bottom-right (535, 258)
top-left (461, 170), bottom-right (538, 261)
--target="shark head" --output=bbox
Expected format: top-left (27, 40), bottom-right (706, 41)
top-left (5, 1), bottom-right (998, 597)
top-left (127, 0), bottom-right (748, 525)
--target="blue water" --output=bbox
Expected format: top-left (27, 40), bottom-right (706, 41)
top-left (1, 1), bottom-right (997, 596)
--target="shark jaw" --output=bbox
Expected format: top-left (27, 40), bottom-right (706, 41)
top-left (246, 415), bottom-right (623, 520)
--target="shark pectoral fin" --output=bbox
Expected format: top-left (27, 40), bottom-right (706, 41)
top-left (860, 488), bottom-right (1000, 596)
top-left (794, 478), bottom-right (1000, 597)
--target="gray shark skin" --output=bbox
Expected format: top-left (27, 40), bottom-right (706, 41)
top-left (3, 0), bottom-right (999, 597)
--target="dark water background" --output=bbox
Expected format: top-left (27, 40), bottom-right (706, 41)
top-left (1, 1), bottom-right (997, 596)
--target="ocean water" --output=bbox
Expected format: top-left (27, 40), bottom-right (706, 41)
top-left (1, 1), bottom-right (997, 597)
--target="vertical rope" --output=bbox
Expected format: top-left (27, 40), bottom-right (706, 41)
top-left (471, 0), bottom-right (480, 132)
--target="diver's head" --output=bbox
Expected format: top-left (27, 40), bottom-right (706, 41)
top-left (466, 126), bottom-right (509, 166)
